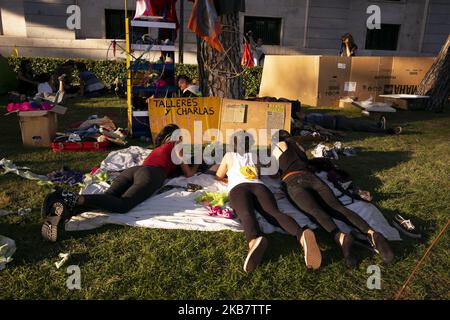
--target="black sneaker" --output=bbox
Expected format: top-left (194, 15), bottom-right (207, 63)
top-left (392, 214), bottom-right (421, 239)
top-left (335, 232), bottom-right (358, 269)
top-left (41, 188), bottom-right (78, 242)
top-left (367, 232), bottom-right (395, 264)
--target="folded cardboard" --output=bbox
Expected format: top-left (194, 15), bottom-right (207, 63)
top-left (18, 105), bottom-right (67, 147)
top-left (259, 55), bottom-right (435, 107)
top-left (147, 97), bottom-right (291, 145)
top-left (259, 55), bottom-right (351, 107)
top-left (147, 97), bottom-right (222, 143)
top-left (218, 99), bottom-right (291, 145)
top-left (347, 57), bottom-right (393, 102)
top-left (379, 94), bottom-right (430, 110)
top-left (349, 57), bottom-right (435, 102)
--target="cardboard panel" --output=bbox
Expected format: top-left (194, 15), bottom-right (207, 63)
top-left (383, 57), bottom-right (435, 95)
top-left (317, 56), bottom-right (352, 107)
top-left (148, 97), bottom-right (221, 143)
top-left (259, 55), bottom-right (320, 106)
top-left (219, 99), bottom-right (291, 146)
top-left (348, 57), bottom-right (393, 102)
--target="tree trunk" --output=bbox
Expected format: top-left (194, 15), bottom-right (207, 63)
top-left (416, 34), bottom-right (450, 112)
top-left (197, 12), bottom-right (243, 99)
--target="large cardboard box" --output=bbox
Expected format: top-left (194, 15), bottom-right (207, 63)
top-left (18, 106), bottom-right (67, 147)
top-left (348, 56), bottom-right (435, 101)
top-left (260, 55), bottom-right (435, 106)
top-left (218, 99), bottom-right (291, 146)
top-left (384, 57), bottom-right (435, 95)
top-left (259, 55), bottom-right (351, 107)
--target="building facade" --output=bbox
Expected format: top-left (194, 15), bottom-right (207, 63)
top-left (0, 0), bottom-right (448, 63)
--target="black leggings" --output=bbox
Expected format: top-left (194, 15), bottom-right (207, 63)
top-left (229, 183), bottom-right (304, 242)
top-left (77, 166), bottom-right (166, 214)
top-left (283, 171), bottom-right (371, 234)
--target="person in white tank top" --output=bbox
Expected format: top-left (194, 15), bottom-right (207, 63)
top-left (215, 131), bottom-right (321, 272)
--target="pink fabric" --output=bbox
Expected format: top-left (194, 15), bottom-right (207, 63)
top-left (207, 206), bottom-right (235, 219)
top-left (134, 0), bottom-right (150, 19)
top-left (7, 101), bottom-right (54, 113)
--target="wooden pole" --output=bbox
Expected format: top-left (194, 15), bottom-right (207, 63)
top-left (179, 0), bottom-right (184, 63)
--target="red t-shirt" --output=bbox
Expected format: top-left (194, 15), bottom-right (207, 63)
top-left (142, 142), bottom-right (177, 177)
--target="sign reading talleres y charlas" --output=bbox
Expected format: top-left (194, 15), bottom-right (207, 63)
top-left (148, 97), bottom-right (221, 142)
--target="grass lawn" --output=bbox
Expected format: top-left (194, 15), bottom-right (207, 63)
top-left (0, 94), bottom-right (449, 300)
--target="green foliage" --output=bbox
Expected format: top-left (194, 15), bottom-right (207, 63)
top-left (243, 66), bottom-right (263, 98)
top-left (6, 57), bottom-right (263, 97)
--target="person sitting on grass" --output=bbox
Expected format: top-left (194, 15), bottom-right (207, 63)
top-left (75, 62), bottom-right (106, 97)
top-left (17, 59), bottom-right (38, 95)
top-left (215, 130), bottom-right (322, 272)
top-left (52, 60), bottom-right (79, 95)
top-left (41, 124), bottom-right (199, 242)
top-left (177, 75), bottom-right (201, 98)
top-left (271, 130), bottom-right (395, 267)
top-left (33, 73), bottom-right (65, 104)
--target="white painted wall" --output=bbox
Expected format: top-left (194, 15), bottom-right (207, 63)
top-left (0, 0), bottom-right (447, 60)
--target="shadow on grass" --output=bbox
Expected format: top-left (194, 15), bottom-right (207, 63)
top-left (337, 150), bottom-right (413, 194)
top-left (0, 221), bottom-right (126, 268)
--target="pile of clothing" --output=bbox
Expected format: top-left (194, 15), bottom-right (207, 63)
top-left (47, 167), bottom-right (84, 186)
top-left (311, 142), bottom-right (357, 159)
top-left (54, 115), bottom-right (127, 146)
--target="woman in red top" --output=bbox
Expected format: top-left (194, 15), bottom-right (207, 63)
top-left (41, 124), bottom-right (199, 242)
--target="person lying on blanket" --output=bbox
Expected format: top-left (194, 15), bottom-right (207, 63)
top-left (271, 130), bottom-right (394, 267)
top-left (215, 130), bottom-right (322, 272)
top-left (41, 124), bottom-right (199, 242)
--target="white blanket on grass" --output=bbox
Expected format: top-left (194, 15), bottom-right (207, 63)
top-left (66, 147), bottom-right (401, 241)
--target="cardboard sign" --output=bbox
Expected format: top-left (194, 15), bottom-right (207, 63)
top-left (148, 97), bottom-right (221, 142)
top-left (219, 99), bottom-right (291, 146)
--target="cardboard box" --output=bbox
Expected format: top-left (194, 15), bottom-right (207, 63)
top-left (260, 55), bottom-right (435, 107)
top-left (349, 56), bottom-right (435, 101)
top-left (18, 105), bottom-right (67, 147)
top-left (384, 57), bottom-right (435, 96)
top-left (259, 55), bottom-right (351, 108)
top-left (218, 99), bottom-right (291, 145)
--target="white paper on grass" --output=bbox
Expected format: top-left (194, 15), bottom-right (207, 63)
top-left (0, 235), bottom-right (16, 270)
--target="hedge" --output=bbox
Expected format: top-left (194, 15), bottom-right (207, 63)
top-left (7, 57), bottom-right (263, 98)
